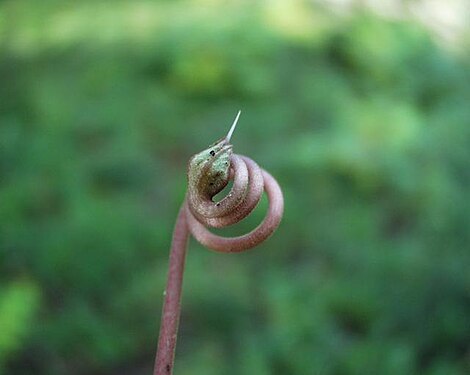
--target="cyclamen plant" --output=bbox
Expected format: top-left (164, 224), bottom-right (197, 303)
top-left (153, 112), bottom-right (284, 375)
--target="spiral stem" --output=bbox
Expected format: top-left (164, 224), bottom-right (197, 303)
top-left (153, 154), bottom-right (283, 375)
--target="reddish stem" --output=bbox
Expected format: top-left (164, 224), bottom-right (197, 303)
top-left (153, 154), bottom-right (283, 375)
top-left (153, 207), bottom-right (189, 375)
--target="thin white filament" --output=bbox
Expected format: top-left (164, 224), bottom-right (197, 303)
top-left (226, 110), bottom-right (241, 143)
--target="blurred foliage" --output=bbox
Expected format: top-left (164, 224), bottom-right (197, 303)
top-left (1, 1), bottom-right (469, 374)
top-left (0, 281), bottom-right (39, 374)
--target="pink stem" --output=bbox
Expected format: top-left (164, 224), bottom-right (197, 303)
top-left (153, 206), bottom-right (189, 375)
top-left (154, 154), bottom-right (283, 374)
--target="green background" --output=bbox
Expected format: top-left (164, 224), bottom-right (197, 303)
top-left (1, 1), bottom-right (469, 374)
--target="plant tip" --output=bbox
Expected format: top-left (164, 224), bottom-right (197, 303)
top-left (226, 110), bottom-right (241, 143)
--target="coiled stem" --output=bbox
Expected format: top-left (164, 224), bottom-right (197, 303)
top-left (187, 155), bottom-right (283, 252)
top-left (153, 153), bottom-right (283, 375)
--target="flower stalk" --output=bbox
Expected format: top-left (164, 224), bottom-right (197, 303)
top-left (153, 113), bottom-right (284, 374)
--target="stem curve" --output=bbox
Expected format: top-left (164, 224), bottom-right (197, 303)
top-left (153, 153), bottom-right (283, 375)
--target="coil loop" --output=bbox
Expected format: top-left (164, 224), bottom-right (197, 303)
top-left (185, 154), bottom-right (284, 252)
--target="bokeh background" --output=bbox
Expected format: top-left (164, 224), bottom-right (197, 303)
top-left (1, 0), bottom-right (469, 374)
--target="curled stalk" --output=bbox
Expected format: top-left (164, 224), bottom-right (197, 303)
top-left (153, 113), bottom-right (284, 375)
